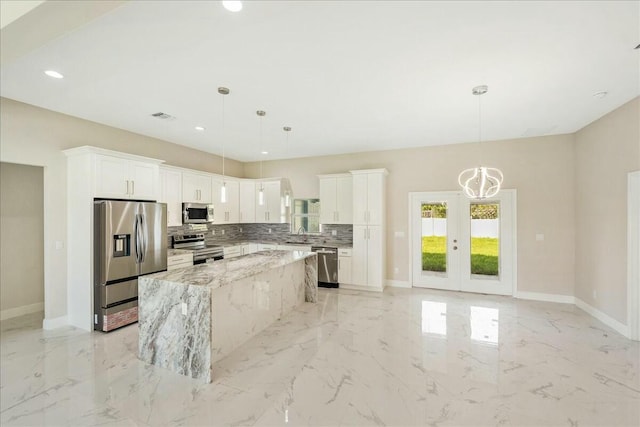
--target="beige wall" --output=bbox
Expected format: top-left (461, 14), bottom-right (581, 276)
top-left (0, 97), bottom-right (243, 322)
top-left (245, 134), bottom-right (576, 296)
top-left (575, 97), bottom-right (640, 324)
top-left (0, 162), bottom-right (44, 313)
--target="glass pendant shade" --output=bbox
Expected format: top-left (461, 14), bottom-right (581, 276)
top-left (284, 191), bottom-right (291, 208)
top-left (220, 182), bottom-right (227, 203)
top-left (258, 187), bottom-right (265, 206)
top-left (458, 166), bottom-right (503, 199)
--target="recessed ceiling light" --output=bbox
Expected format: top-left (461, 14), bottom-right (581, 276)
top-left (44, 70), bottom-right (64, 79)
top-left (261, 151), bottom-right (269, 155)
top-left (195, 126), bottom-right (205, 131)
top-left (592, 91), bottom-right (608, 99)
top-left (222, 1), bottom-right (242, 12)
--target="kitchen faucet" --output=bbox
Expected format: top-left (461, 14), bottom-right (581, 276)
top-left (297, 226), bottom-right (306, 235)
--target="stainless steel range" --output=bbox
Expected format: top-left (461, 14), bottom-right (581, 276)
top-left (172, 233), bottom-right (223, 264)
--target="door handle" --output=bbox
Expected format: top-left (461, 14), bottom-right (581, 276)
top-left (126, 180), bottom-right (130, 195)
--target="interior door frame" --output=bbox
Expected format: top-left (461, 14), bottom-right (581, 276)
top-left (408, 189), bottom-right (517, 296)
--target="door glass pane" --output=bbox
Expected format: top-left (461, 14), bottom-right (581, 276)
top-left (421, 203), bottom-right (447, 273)
top-left (470, 203), bottom-right (499, 276)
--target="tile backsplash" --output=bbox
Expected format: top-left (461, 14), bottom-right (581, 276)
top-left (167, 223), bottom-right (353, 247)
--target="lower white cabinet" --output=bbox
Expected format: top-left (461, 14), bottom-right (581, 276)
top-left (338, 248), bottom-right (352, 284)
top-left (241, 243), bottom-right (258, 255)
top-left (352, 225), bottom-right (384, 289)
top-left (224, 246), bottom-right (242, 259)
top-left (277, 244), bottom-right (312, 252)
top-left (167, 253), bottom-right (193, 271)
top-left (258, 243), bottom-right (278, 251)
top-left (224, 244), bottom-right (259, 258)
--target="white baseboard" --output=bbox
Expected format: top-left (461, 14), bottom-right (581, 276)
top-left (515, 291), bottom-right (575, 304)
top-left (575, 298), bottom-right (629, 338)
top-left (385, 280), bottom-right (411, 288)
top-left (0, 302), bottom-right (44, 321)
top-left (43, 315), bottom-right (69, 330)
top-left (340, 283), bottom-right (384, 293)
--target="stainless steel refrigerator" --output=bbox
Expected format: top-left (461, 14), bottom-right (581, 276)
top-left (94, 200), bottom-right (167, 332)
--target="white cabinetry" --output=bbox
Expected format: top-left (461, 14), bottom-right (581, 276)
top-left (168, 252), bottom-right (193, 270)
top-left (182, 172), bottom-right (212, 203)
top-left (318, 174), bottom-right (353, 224)
top-left (277, 244), bottom-right (312, 252)
top-left (159, 166), bottom-right (183, 227)
top-left (258, 243), bottom-right (278, 251)
top-left (212, 177), bottom-right (239, 223)
top-left (338, 248), bottom-right (352, 284)
top-left (239, 180), bottom-right (256, 223)
top-left (241, 243), bottom-right (258, 255)
top-left (255, 180), bottom-right (283, 223)
top-left (350, 169), bottom-right (388, 290)
top-left (352, 170), bottom-right (385, 226)
top-left (95, 154), bottom-right (159, 200)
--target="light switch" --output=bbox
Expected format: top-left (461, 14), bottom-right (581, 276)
top-left (331, 230), bottom-right (337, 236)
top-left (536, 233), bottom-right (544, 241)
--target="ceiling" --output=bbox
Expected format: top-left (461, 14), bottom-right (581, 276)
top-left (1, 1), bottom-right (638, 162)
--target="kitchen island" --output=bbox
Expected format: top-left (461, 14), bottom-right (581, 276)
top-left (138, 250), bottom-right (317, 382)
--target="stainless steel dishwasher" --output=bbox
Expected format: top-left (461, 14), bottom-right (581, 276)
top-left (311, 246), bottom-right (339, 288)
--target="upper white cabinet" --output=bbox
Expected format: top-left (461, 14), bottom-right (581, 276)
top-left (318, 174), bottom-right (352, 224)
top-left (352, 169), bottom-right (386, 226)
top-left (182, 171), bottom-right (212, 204)
top-left (95, 154), bottom-right (159, 200)
top-left (159, 166), bottom-right (183, 227)
top-left (212, 177), bottom-right (239, 223)
top-left (255, 179), bottom-right (286, 223)
top-left (239, 180), bottom-right (256, 223)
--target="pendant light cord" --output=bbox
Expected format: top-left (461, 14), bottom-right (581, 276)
top-left (259, 114), bottom-right (264, 181)
top-left (222, 92), bottom-right (226, 181)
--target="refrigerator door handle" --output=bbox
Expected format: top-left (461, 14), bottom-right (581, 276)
top-left (139, 214), bottom-right (146, 263)
top-left (134, 214), bottom-right (142, 264)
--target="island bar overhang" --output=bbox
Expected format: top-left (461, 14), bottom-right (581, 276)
top-left (138, 250), bottom-right (318, 383)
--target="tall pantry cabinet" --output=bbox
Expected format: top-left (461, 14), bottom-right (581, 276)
top-left (351, 169), bottom-right (388, 290)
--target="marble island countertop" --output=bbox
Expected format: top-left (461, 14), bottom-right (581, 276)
top-left (150, 249), bottom-right (315, 290)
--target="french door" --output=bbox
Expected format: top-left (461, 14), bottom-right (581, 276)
top-left (410, 190), bottom-right (516, 295)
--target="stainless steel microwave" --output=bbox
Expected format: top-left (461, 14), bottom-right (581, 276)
top-left (182, 203), bottom-right (214, 224)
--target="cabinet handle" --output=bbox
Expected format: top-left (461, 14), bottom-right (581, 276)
top-left (125, 180), bottom-right (130, 195)
top-left (131, 181), bottom-right (134, 195)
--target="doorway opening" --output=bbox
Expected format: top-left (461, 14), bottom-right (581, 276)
top-left (410, 190), bottom-right (516, 295)
top-left (0, 162), bottom-right (45, 329)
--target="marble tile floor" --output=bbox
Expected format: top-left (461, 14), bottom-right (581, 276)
top-left (1, 287), bottom-right (639, 427)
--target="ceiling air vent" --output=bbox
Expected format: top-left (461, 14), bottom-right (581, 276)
top-left (151, 112), bottom-right (175, 120)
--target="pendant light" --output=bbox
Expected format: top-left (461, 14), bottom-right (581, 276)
top-left (257, 110), bottom-right (266, 206)
top-left (458, 85), bottom-right (503, 199)
top-left (218, 87), bottom-right (230, 203)
top-left (283, 126), bottom-right (292, 208)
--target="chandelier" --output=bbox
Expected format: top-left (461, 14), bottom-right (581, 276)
top-left (458, 85), bottom-right (503, 199)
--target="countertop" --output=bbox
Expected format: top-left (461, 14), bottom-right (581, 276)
top-left (146, 250), bottom-right (316, 290)
top-left (217, 240), bottom-right (352, 249)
